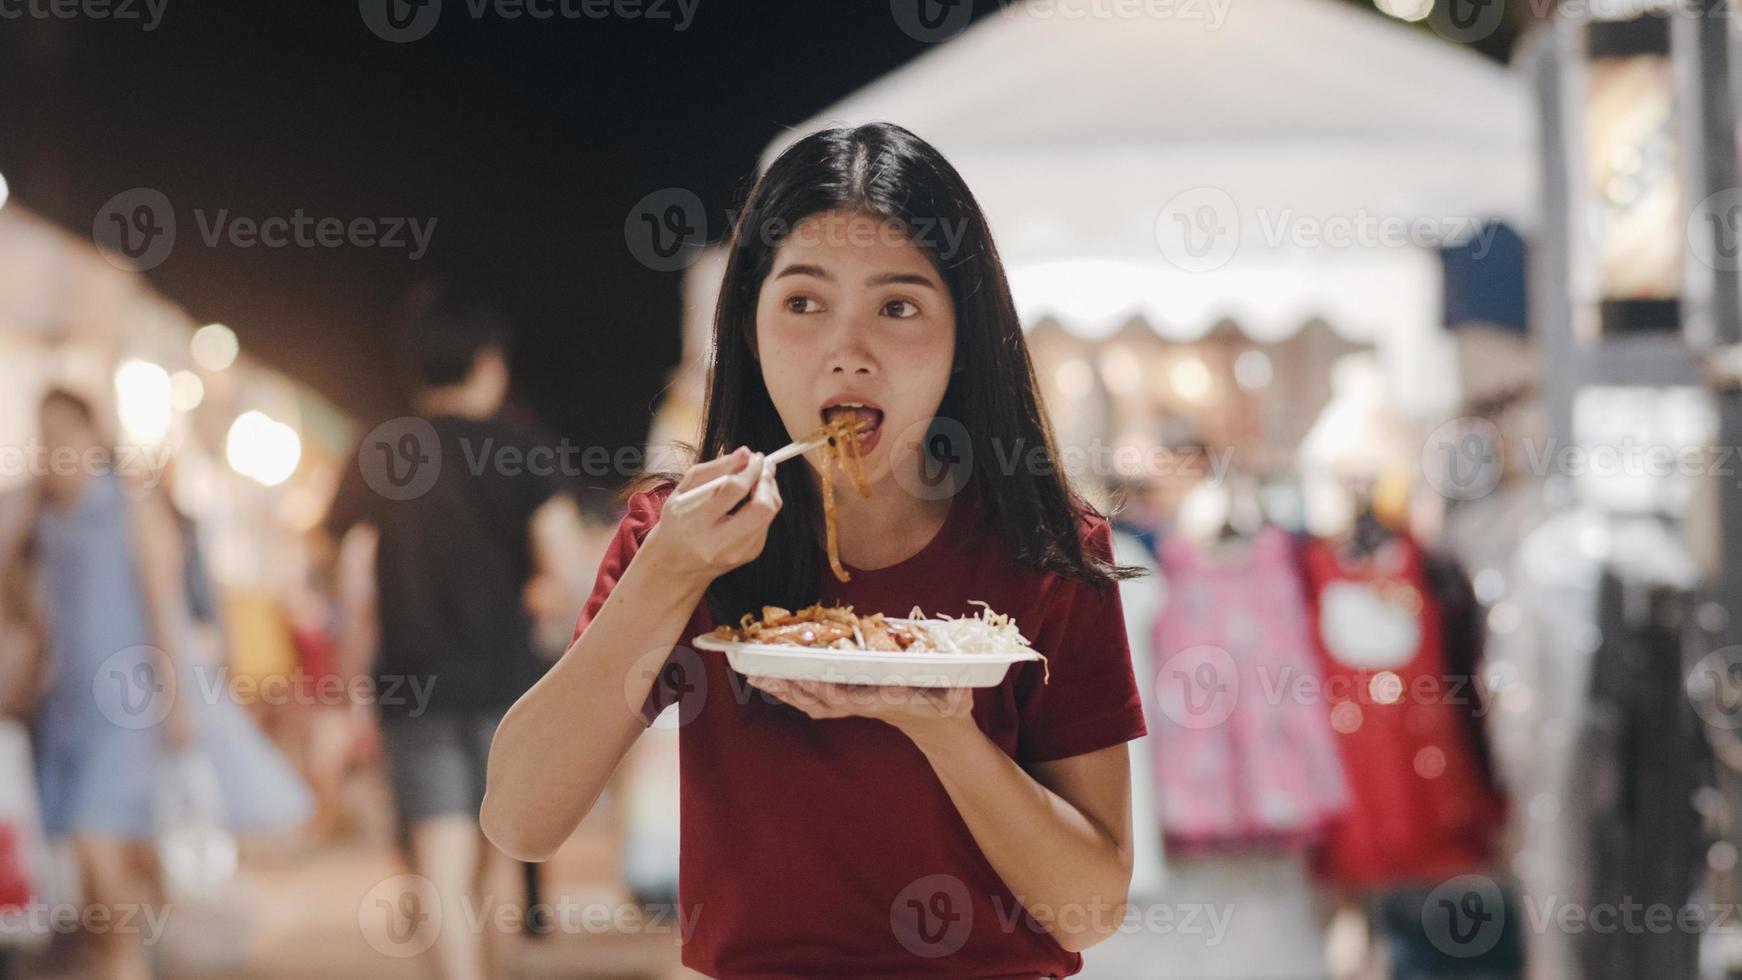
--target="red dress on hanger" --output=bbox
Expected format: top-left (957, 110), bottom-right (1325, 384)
top-left (1299, 533), bottom-right (1503, 887)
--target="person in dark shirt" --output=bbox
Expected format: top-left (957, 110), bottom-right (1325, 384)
top-left (318, 289), bottom-right (583, 980)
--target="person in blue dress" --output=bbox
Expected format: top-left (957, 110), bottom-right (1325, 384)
top-left (4, 387), bottom-right (310, 980)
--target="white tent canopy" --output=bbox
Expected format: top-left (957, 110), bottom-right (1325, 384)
top-left (756, 0), bottom-right (1537, 415)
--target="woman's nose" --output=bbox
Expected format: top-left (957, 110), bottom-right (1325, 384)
top-left (823, 323), bottom-right (876, 376)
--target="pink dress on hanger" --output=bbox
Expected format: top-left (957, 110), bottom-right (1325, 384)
top-left (1150, 526), bottom-right (1350, 851)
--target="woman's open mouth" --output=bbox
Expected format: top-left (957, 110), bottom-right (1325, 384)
top-left (820, 401), bottom-right (885, 455)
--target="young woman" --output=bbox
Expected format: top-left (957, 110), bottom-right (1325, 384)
top-left (483, 123), bottom-right (1147, 979)
top-left (5, 389), bottom-right (310, 980)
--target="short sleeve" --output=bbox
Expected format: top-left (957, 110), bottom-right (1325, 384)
top-left (571, 488), bottom-right (696, 725)
top-left (324, 442), bottom-right (376, 539)
top-left (516, 424), bottom-right (571, 519)
top-left (1014, 519), bottom-right (1149, 763)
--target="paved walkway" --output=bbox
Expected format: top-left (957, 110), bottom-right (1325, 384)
top-left (11, 781), bottom-right (695, 980)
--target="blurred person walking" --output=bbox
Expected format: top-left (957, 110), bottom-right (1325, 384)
top-left (317, 287), bottom-right (585, 980)
top-left (3, 388), bottom-right (310, 980)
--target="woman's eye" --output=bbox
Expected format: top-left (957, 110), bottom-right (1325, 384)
top-left (785, 295), bottom-right (822, 314)
top-left (882, 299), bottom-right (920, 319)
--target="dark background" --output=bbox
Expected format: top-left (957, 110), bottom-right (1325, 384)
top-left (0, 0), bottom-right (1519, 474)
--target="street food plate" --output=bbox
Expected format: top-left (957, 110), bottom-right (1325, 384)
top-left (692, 619), bottom-right (1041, 689)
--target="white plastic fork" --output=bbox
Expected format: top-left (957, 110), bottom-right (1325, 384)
top-left (670, 427), bottom-right (842, 509)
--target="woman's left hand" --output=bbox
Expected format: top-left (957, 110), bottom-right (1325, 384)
top-left (745, 676), bottom-right (976, 738)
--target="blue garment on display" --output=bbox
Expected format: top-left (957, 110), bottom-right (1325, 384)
top-left (1440, 222), bottom-right (1527, 335)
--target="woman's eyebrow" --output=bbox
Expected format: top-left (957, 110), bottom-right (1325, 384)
top-left (770, 265), bottom-right (939, 290)
top-left (772, 263), bottom-right (832, 281)
top-left (865, 271), bottom-right (940, 290)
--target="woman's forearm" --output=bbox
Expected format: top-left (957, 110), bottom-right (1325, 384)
top-left (904, 725), bottom-right (1133, 952)
top-left (482, 529), bottom-right (709, 861)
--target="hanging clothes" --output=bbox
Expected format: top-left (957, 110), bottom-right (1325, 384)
top-left (1421, 551), bottom-right (1504, 803)
top-left (1299, 533), bottom-right (1504, 888)
top-left (1151, 526), bottom-right (1350, 851)
top-left (1579, 572), bottom-right (1707, 980)
top-left (1486, 501), bottom-right (1706, 980)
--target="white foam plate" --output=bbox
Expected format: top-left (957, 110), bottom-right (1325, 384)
top-left (691, 619), bottom-right (1040, 689)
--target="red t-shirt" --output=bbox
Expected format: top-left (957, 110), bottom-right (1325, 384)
top-left (1298, 535), bottom-right (1503, 887)
top-left (572, 485), bottom-right (1146, 979)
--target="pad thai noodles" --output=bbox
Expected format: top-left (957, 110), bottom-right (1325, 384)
top-left (816, 416), bottom-right (871, 582)
top-left (708, 600), bottom-right (1048, 681)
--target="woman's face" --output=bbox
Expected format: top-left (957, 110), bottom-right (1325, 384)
top-left (40, 400), bottom-right (98, 455)
top-left (39, 399), bottom-right (98, 494)
top-left (754, 210), bottom-right (957, 490)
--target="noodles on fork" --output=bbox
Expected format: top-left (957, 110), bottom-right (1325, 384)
top-left (818, 417), bottom-right (870, 582)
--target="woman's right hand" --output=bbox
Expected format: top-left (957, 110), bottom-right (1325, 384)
top-left (642, 447), bottom-right (782, 587)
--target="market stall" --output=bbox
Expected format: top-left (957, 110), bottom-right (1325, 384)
top-left (652, 0), bottom-right (1537, 485)
top-left (0, 198), bottom-right (352, 672)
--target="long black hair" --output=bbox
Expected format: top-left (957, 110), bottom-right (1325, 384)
top-left (650, 122), bottom-right (1135, 622)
